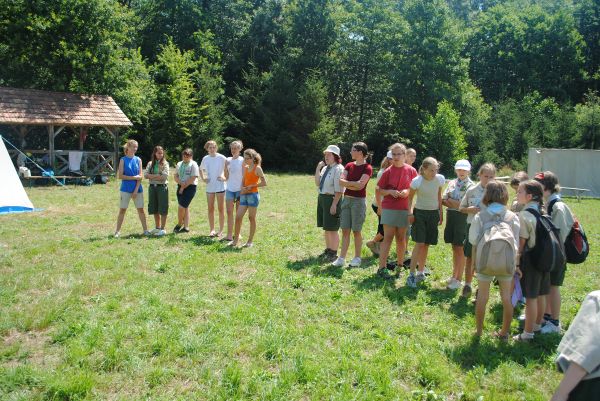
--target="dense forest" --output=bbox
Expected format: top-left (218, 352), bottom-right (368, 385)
top-left (1, 0), bottom-right (599, 173)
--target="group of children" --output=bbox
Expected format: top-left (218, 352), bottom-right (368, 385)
top-left (316, 142), bottom-right (580, 341)
top-left (114, 139), bottom-right (267, 248)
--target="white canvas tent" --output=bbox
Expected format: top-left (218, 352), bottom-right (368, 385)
top-left (0, 135), bottom-right (34, 214)
top-left (528, 148), bottom-right (600, 198)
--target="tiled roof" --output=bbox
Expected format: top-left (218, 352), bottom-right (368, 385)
top-left (0, 87), bottom-right (132, 127)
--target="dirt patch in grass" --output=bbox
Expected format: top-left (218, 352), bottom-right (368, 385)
top-left (2, 328), bottom-right (59, 368)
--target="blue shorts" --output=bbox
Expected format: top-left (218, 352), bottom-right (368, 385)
top-left (226, 190), bottom-right (241, 202)
top-left (240, 192), bottom-right (260, 207)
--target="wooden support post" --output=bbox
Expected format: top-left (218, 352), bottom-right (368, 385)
top-left (105, 126), bottom-right (120, 176)
top-left (47, 125), bottom-right (54, 171)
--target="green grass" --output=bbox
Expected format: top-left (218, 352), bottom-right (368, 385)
top-left (1, 174), bottom-right (599, 400)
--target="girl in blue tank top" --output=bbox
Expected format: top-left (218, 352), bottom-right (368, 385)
top-left (114, 140), bottom-right (149, 238)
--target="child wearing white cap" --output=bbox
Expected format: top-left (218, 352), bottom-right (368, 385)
top-left (442, 159), bottom-right (473, 290)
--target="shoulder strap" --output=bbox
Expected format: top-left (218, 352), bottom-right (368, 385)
top-left (548, 198), bottom-right (560, 216)
top-left (525, 207), bottom-right (541, 220)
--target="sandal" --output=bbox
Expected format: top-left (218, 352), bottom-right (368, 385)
top-left (492, 331), bottom-right (509, 341)
top-left (512, 333), bottom-right (533, 342)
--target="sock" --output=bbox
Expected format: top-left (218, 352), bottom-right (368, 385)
top-left (522, 331), bottom-right (534, 339)
top-left (464, 282), bottom-right (472, 288)
top-left (533, 323), bottom-right (542, 332)
top-left (549, 318), bottom-right (560, 326)
top-left (543, 313), bottom-right (551, 321)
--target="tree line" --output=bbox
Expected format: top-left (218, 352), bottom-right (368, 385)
top-left (1, 0), bottom-right (599, 174)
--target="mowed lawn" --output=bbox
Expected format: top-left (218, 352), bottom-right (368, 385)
top-left (1, 174), bottom-right (599, 401)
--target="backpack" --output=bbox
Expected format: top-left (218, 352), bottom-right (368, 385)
top-left (548, 199), bottom-right (589, 264)
top-left (524, 208), bottom-right (566, 273)
top-left (473, 209), bottom-right (517, 277)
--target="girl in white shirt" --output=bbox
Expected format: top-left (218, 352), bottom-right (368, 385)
top-left (224, 140), bottom-right (244, 241)
top-left (200, 140), bottom-right (227, 237)
top-left (406, 157), bottom-right (445, 288)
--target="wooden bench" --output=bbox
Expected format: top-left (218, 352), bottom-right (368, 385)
top-left (560, 187), bottom-right (591, 202)
top-left (21, 175), bottom-right (88, 187)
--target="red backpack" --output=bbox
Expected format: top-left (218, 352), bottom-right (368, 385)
top-left (548, 199), bottom-right (589, 264)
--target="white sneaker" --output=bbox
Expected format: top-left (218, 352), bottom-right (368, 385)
top-left (416, 272), bottom-right (426, 283)
top-left (446, 278), bottom-right (461, 290)
top-left (150, 228), bottom-right (160, 235)
top-left (423, 266), bottom-right (432, 275)
top-left (540, 320), bottom-right (561, 334)
top-left (113, 231), bottom-right (120, 238)
top-left (332, 257), bottom-right (345, 267)
top-left (143, 230), bottom-right (152, 236)
top-left (349, 257), bottom-right (362, 267)
top-left (155, 229), bottom-right (166, 236)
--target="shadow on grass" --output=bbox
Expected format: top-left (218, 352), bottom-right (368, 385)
top-left (448, 296), bottom-right (472, 318)
top-left (353, 272), bottom-right (418, 305)
top-left (285, 255), bottom-right (323, 271)
top-left (447, 332), bottom-right (562, 371)
top-left (424, 288), bottom-right (457, 305)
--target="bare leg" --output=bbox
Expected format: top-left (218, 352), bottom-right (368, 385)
top-left (115, 208), bottom-right (127, 233)
top-left (153, 214), bottom-right (160, 229)
top-left (178, 206), bottom-right (185, 226)
top-left (136, 208), bottom-right (148, 231)
top-left (409, 243), bottom-right (424, 275)
top-left (464, 257), bottom-right (474, 285)
top-left (499, 280), bottom-right (514, 336)
top-left (353, 231), bottom-right (363, 258)
top-left (206, 193), bottom-right (216, 233)
top-left (246, 206), bottom-right (257, 244)
top-left (452, 244), bottom-right (465, 280)
top-left (339, 229), bottom-right (351, 259)
top-left (536, 295), bottom-right (547, 326)
top-left (394, 228), bottom-right (407, 265)
top-left (379, 225), bottom-right (395, 269)
top-left (326, 230), bottom-right (340, 252)
top-left (232, 205), bottom-right (248, 245)
top-left (226, 198), bottom-right (235, 240)
top-left (548, 286), bottom-right (561, 320)
top-left (216, 192), bottom-right (225, 235)
top-left (417, 244), bottom-right (430, 273)
top-left (475, 280), bottom-right (491, 336)
top-left (183, 207), bottom-right (190, 229)
top-left (524, 297), bottom-right (538, 334)
top-left (160, 214), bottom-right (167, 230)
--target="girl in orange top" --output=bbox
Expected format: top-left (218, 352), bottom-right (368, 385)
top-left (229, 149), bottom-right (267, 247)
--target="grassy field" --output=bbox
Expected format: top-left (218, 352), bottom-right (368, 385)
top-left (1, 174), bottom-right (599, 400)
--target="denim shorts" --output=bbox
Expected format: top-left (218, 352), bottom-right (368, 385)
top-left (226, 190), bottom-right (241, 202)
top-left (240, 192), bottom-right (260, 207)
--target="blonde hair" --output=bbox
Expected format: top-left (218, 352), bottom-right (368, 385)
top-left (204, 140), bottom-right (218, 151)
top-left (244, 148), bottom-right (262, 166)
top-left (478, 163), bottom-right (496, 176)
top-left (481, 180), bottom-right (509, 206)
top-left (230, 140), bottom-right (243, 150)
top-left (122, 139), bottom-right (138, 153)
top-left (406, 148), bottom-right (416, 156)
top-left (419, 156), bottom-right (439, 175)
top-left (388, 143), bottom-right (407, 153)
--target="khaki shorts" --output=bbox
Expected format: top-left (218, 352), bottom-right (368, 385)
top-left (120, 191), bottom-right (144, 209)
top-left (340, 196), bottom-right (367, 232)
top-left (381, 209), bottom-right (409, 228)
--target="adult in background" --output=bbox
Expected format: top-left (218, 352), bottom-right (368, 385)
top-left (333, 142), bottom-right (373, 268)
top-left (315, 145), bottom-right (344, 262)
top-left (145, 146), bottom-right (169, 236)
top-left (114, 139), bottom-right (149, 238)
top-left (173, 148), bottom-right (199, 233)
top-left (551, 291), bottom-right (600, 401)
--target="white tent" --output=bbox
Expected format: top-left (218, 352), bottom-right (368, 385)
top-left (0, 136), bottom-right (34, 214)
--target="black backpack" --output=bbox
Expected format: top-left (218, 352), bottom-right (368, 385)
top-left (525, 208), bottom-right (566, 273)
top-left (548, 199), bottom-right (589, 264)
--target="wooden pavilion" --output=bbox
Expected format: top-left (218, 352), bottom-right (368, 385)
top-left (0, 86), bottom-right (132, 176)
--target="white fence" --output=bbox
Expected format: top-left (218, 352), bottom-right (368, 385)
top-left (528, 148), bottom-right (600, 198)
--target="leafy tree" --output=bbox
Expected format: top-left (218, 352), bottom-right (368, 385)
top-left (421, 101), bottom-right (468, 175)
top-left (575, 91), bottom-right (600, 149)
top-left (575, 0), bottom-right (600, 91)
top-left (468, 3), bottom-right (585, 102)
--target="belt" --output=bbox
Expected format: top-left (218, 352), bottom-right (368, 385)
top-left (320, 193), bottom-right (334, 196)
top-left (150, 183), bottom-right (167, 186)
